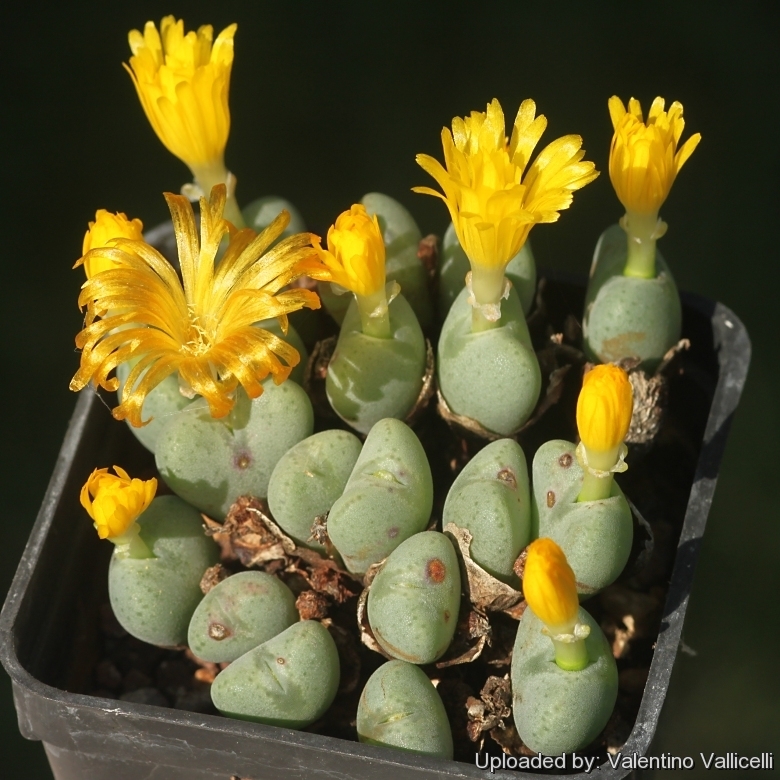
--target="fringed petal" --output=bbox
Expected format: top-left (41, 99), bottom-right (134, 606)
top-left (116, 353), bottom-right (182, 427)
top-left (165, 191), bottom-right (200, 301)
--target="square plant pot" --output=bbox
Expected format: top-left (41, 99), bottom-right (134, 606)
top-left (0, 277), bottom-right (750, 780)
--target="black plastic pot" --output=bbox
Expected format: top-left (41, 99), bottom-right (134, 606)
top-left (0, 278), bottom-right (750, 780)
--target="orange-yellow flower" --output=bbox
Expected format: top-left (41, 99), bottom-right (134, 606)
top-left (79, 211), bottom-right (144, 279)
top-left (576, 365), bottom-right (633, 453)
top-left (80, 466), bottom-right (157, 540)
top-left (608, 95), bottom-right (701, 215)
top-left (125, 16), bottom-right (236, 171)
top-left (523, 538), bottom-right (579, 631)
top-left (70, 185), bottom-right (327, 427)
top-left (311, 204), bottom-right (386, 297)
top-left (414, 98), bottom-right (598, 273)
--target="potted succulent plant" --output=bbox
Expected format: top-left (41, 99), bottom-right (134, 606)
top-left (0, 13), bottom-right (751, 780)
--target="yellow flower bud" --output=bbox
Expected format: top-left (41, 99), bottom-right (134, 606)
top-left (576, 364), bottom-right (633, 453)
top-left (78, 210), bottom-right (144, 279)
top-left (80, 466), bottom-right (157, 540)
top-left (523, 538), bottom-right (579, 631)
top-left (608, 95), bottom-right (701, 216)
top-left (312, 204), bottom-right (386, 297)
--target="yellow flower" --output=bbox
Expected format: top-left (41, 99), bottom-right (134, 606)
top-left (523, 538), bottom-right (579, 631)
top-left (124, 16), bottom-right (236, 171)
top-left (576, 364), bottom-right (633, 453)
top-left (80, 466), bottom-right (157, 540)
top-left (414, 98), bottom-right (598, 272)
top-left (70, 185), bottom-right (327, 427)
top-left (79, 210), bottom-right (144, 279)
top-left (608, 95), bottom-right (701, 215)
top-left (311, 204), bottom-right (386, 297)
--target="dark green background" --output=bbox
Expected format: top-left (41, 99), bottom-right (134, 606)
top-left (2, 2), bottom-right (778, 777)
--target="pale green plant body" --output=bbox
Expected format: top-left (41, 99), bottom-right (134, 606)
top-left (188, 572), bottom-right (298, 663)
top-left (357, 660), bottom-right (453, 758)
top-left (531, 440), bottom-right (632, 597)
top-left (210, 621), bottom-right (340, 727)
top-left (511, 606), bottom-right (617, 754)
top-left (442, 438), bottom-right (530, 584)
top-left (437, 285), bottom-right (541, 435)
top-left (267, 429), bottom-right (362, 551)
top-left (367, 531), bottom-right (460, 664)
top-left (326, 293), bottom-right (425, 434)
top-left (108, 495), bottom-right (219, 646)
top-left (155, 381), bottom-right (314, 520)
top-left (583, 224), bottom-right (681, 371)
top-left (328, 419), bottom-right (433, 575)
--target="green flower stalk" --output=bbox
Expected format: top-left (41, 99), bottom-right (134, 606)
top-left (438, 224), bottom-right (536, 319)
top-left (583, 96), bottom-right (701, 370)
